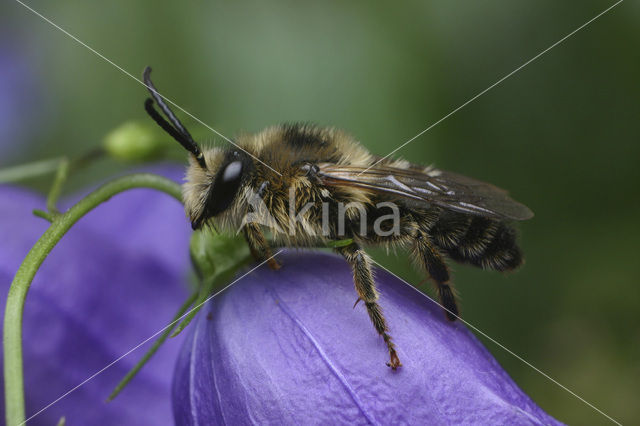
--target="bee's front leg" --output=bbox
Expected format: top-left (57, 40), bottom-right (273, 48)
top-left (336, 243), bottom-right (401, 370)
top-left (242, 223), bottom-right (281, 270)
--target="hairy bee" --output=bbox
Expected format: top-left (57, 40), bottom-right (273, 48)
top-left (143, 67), bottom-right (533, 370)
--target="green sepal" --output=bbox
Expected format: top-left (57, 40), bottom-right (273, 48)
top-left (170, 230), bottom-right (251, 337)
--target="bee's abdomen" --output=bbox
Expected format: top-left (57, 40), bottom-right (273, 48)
top-left (430, 213), bottom-right (523, 271)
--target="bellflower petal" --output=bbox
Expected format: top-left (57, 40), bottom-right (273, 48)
top-left (0, 166), bottom-right (191, 425)
top-left (173, 251), bottom-right (561, 425)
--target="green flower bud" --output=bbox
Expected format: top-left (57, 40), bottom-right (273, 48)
top-left (103, 121), bottom-right (165, 162)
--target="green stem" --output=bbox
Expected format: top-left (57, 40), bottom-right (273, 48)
top-left (0, 148), bottom-right (105, 185)
top-left (107, 291), bottom-right (198, 401)
top-left (0, 157), bottom-right (65, 183)
top-left (3, 173), bottom-right (182, 426)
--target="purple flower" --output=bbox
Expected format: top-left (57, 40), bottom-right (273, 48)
top-left (173, 251), bottom-right (562, 425)
top-left (0, 166), bottom-right (191, 425)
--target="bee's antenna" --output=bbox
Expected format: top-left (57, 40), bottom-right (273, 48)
top-left (142, 66), bottom-right (206, 168)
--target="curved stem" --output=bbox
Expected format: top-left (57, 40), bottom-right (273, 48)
top-left (3, 173), bottom-right (182, 426)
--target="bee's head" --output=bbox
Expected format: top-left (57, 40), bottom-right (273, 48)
top-left (141, 66), bottom-right (252, 230)
top-left (184, 148), bottom-right (253, 230)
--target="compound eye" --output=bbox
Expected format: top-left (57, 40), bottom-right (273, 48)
top-left (199, 159), bottom-right (245, 221)
top-left (222, 160), bottom-right (243, 183)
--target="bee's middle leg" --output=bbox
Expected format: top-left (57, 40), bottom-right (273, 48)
top-left (336, 243), bottom-right (401, 370)
top-left (242, 223), bottom-right (281, 270)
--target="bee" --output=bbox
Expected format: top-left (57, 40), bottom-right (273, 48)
top-left (142, 67), bottom-right (533, 370)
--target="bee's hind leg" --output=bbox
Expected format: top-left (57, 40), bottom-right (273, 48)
top-left (412, 230), bottom-right (459, 321)
top-left (336, 243), bottom-right (401, 370)
top-left (242, 223), bottom-right (281, 270)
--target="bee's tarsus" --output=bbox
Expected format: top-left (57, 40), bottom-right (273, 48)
top-left (267, 258), bottom-right (281, 271)
top-left (386, 349), bottom-right (402, 370)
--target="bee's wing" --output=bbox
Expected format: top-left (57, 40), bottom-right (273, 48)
top-left (316, 163), bottom-right (534, 221)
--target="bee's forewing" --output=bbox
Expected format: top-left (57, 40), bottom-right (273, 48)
top-left (317, 164), bottom-right (533, 221)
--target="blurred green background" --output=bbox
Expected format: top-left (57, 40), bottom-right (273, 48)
top-left (1, 1), bottom-right (638, 424)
